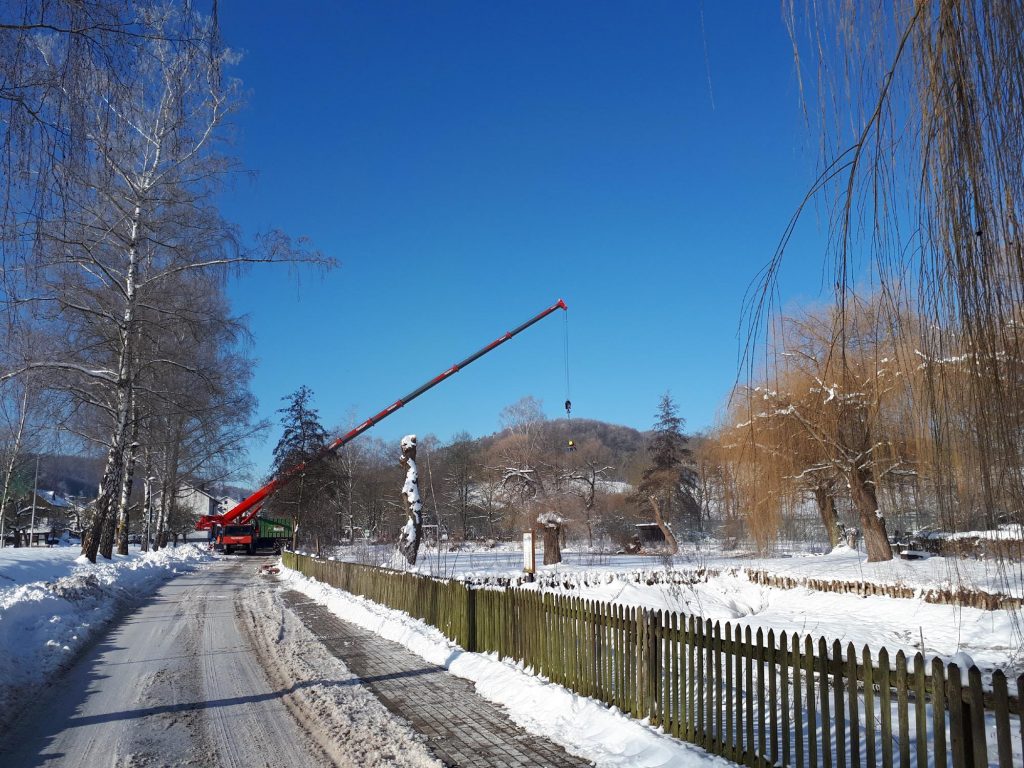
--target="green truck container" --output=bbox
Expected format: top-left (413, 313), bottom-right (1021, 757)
top-left (256, 516), bottom-right (292, 542)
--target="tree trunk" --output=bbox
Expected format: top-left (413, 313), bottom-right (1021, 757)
top-left (396, 436), bottom-right (423, 565)
top-left (541, 523), bottom-right (562, 564)
top-left (141, 461), bottom-right (152, 553)
top-left (83, 428), bottom-right (126, 562)
top-left (849, 462), bottom-right (893, 562)
top-left (83, 202), bottom-right (142, 563)
top-left (98, 510), bottom-right (119, 559)
top-left (650, 495), bottom-right (680, 555)
top-left (0, 387), bottom-right (30, 549)
top-left (115, 393), bottom-right (139, 555)
top-left (154, 473), bottom-right (170, 550)
top-left (813, 486), bottom-right (840, 549)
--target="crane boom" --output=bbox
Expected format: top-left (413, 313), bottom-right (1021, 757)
top-left (196, 298), bottom-right (568, 531)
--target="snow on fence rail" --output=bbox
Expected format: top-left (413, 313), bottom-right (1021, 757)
top-left (284, 552), bottom-right (1023, 768)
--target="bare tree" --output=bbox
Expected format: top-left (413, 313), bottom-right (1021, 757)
top-left (0, 4), bottom-right (327, 561)
top-left (753, 1), bottom-right (1024, 544)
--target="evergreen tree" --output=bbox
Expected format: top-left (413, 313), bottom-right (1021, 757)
top-left (646, 393), bottom-right (690, 472)
top-left (272, 386), bottom-right (328, 474)
top-left (268, 386), bottom-right (335, 551)
top-left (637, 392), bottom-right (700, 533)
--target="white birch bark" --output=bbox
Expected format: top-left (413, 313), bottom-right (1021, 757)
top-left (0, 387), bottom-right (30, 547)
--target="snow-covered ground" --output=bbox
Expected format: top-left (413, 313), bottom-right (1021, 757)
top-left (0, 543), bottom-right (214, 727)
top-left (330, 543), bottom-right (1024, 688)
top-left (279, 563), bottom-right (731, 768)
top-left (335, 540), bottom-right (1024, 597)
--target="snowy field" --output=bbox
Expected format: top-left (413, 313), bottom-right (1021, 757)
top-left (0, 544), bottom-right (214, 727)
top-left (331, 543), bottom-right (1024, 688)
top-left (336, 540), bottom-right (1024, 596)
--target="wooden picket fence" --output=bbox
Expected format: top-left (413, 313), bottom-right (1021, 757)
top-left (283, 553), bottom-right (1023, 767)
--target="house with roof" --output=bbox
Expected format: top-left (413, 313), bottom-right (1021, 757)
top-left (2, 490), bottom-right (87, 546)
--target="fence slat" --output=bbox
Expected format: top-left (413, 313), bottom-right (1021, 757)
top-left (757, 628), bottom-right (767, 763)
top-left (687, 614), bottom-right (696, 743)
top-left (967, 665), bottom-right (988, 768)
top-left (931, 657), bottom-right (947, 768)
top-left (746, 626), bottom-right (755, 766)
top-left (1019, 674), bottom-right (1024, 768)
top-left (896, 649), bottom-right (909, 768)
top-left (832, 639), bottom-right (845, 768)
top-left (769, 630), bottom-right (779, 766)
top-left (794, 633), bottom-right (804, 768)
top-left (736, 623), bottom-right (745, 761)
top-left (705, 618), bottom-right (714, 748)
top-left (672, 612), bottom-right (681, 739)
top-left (865, 646), bottom-right (877, 768)
top-left (879, 646), bottom-right (893, 768)
top-left (913, 653), bottom-right (928, 768)
top-left (819, 637), bottom-right (832, 768)
top-left (806, 635), bottom-right (817, 768)
top-left (781, 631), bottom-right (791, 768)
top-left (714, 620), bottom-right (723, 753)
top-left (992, 670), bottom-right (1012, 768)
top-left (725, 621), bottom-right (734, 759)
top-left (948, 663), bottom-right (966, 767)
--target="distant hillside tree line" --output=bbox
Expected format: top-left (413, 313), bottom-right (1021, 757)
top-left (262, 389), bottom-right (711, 555)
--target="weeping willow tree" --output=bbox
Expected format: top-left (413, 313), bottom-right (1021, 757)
top-left (726, 295), bottom-right (916, 560)
top-left (748, 2), bottom-right (1024, 563)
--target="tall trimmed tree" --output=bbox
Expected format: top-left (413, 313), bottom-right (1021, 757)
top-left (268, 386), bottom-right (332, 550)
top-left (636, 392), bottom-right (698, 541)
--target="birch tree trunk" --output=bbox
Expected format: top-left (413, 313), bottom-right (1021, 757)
top-left (0, 387), bottom-right (30, 547)
top-left (115, 387), bottom-right (140, 555)
top-left (141, 455), bottom-right (152, 553)
top-left (82, 203), bottom-right (142, 563)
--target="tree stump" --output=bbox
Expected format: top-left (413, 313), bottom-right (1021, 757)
top-left (537, 511), bottom-right (563, 565)
top-left (396, 435), bottom-right (423, 565)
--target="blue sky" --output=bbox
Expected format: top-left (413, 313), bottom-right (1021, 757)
top-left (218, 2), bottom-right (832, 479)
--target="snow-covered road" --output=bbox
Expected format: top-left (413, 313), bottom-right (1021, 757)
top-left (0, 558), bottom-right (440, 768)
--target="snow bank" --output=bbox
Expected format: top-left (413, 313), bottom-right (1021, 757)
top-left (0, 544), bottom-right (213, 727)
top-left (279, 564), bottom-right (730, 768)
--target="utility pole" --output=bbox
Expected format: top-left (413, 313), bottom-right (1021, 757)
top-left (28, 455), bottom-right (39, 547)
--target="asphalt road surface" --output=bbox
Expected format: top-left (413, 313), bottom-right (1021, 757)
top-left (0, 558), bottom-right (351, 768)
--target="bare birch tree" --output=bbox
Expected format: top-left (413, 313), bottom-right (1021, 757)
top-left (1, 4), bottom-right (326, 561)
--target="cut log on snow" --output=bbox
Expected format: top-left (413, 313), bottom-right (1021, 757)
top-left (537, 511), bottom-right (563, 565)
top-left (396, 435), bottom-right (423, 565)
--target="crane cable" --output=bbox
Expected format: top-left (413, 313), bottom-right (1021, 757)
top-left (563, 309), bottom-right (575, 451)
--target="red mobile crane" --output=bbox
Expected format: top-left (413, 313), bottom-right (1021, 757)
top-left (197, 299), bottom-right (568, 551)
